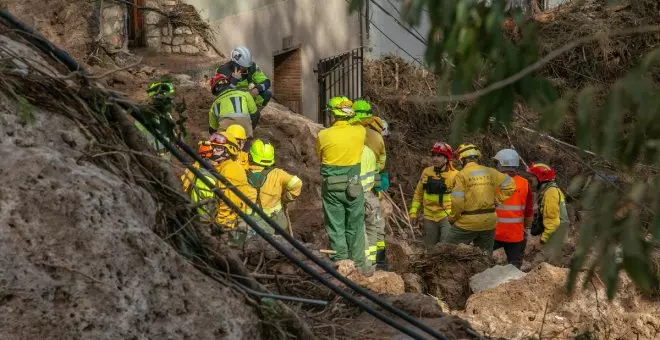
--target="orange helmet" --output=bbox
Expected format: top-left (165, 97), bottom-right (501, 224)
top-left (198, 140), bottom-right (213, 159)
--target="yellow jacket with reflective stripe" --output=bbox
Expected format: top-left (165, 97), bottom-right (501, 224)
top-left (360, 146), bottom-right (378, 192)
top-left (180, 162), bottom-right (217, 220)
top-left (247, 165), bottom-right (302, 215)
top-left (450, 162), bottom-right (515, 231)
top-left (365, 128), bottom-right (386, 171)
top-left (214, 159), bottom-right (257, 227)
top-left (539, 184), bottom-right (567, 243)
top-left (316, 121), bottom-right (366, 166)
top-left (208, 89), bottom-right (257, 131)
top-left (410, 166), bottom-right (458, 221)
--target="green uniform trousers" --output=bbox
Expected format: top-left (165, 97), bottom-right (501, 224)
top-left (247, 209), bottom-right (288, 236)
top-left (444, 224), bottom-right (496, 254)
top-left (422, 217), bottom-right (451, 249)
top-left (321, 165), bottom-right (367, 269)
top-left (364, 191), bottom-right (385, 265)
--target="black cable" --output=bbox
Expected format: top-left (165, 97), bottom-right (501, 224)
top-left (347, 0), bottom-right (425, 67)
top-left (373, 0), bottom-right (428, 46)
top-left (383, 0), bottom-right (428, 44)
top-left (0, 9), bottom-right (453, 339)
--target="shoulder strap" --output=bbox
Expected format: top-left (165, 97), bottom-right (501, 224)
top-left (247, 167), bottom-right (274, 208)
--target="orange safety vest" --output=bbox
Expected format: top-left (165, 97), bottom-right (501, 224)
top-left (495, 175), bottom-right (529, 243)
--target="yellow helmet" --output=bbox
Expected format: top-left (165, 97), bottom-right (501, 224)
top-left (226, 124), bottom-right (247, 141)
top-left (455, 143), bottom-right (481, 161)
top-left (249, 138), bottom-right (275, 166)
top-left (327, 96), bottom-right (354, 117)
top-left (209, 132), bottom-right (240, 156)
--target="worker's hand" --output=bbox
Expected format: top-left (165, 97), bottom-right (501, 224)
top-left (250, 87), bottom-right (260, 96)
top-left (231, 67), bottom-right (242, 80)
top-left (408, 213), bottom-right (417, 225)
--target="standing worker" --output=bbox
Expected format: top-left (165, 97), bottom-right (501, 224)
top-left (246, 138), bottom-right (303, 234)
top-left (446, 144), bottom-right (516, 253)
top-left (492, 149), bottom-right (534, 268)
top-left (527, 163), bottom-right (568, 244)
top-left (316, 96), bottom-right (369, 272)
top-left (181, 141), bottom-right (218, 222)
top-left (226, 124), bottom-right (250, 171)
top-left (208, 132), bottom-right (257, 244)
top-left (409, 142), bottom-right (459, 249)
top-left (208, 73), bottom-right (257, 137)
top-left (216, 46), bottom-right (272, 129)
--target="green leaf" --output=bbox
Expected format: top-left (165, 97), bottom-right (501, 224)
top-left (576, 87), bottom-right (595, 149)
top-left (567, 175), bottom-right (586, 196)
top-left (599, 247), bottom-right (619, 300)
top-left (622, 216), bottom-right (657, 293)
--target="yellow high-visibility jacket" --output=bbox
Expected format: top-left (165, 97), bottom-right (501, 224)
top-left (365, 128), bottom-right (386, 171)
top-left (316, 121), bottom-right (366, 167)
top-left (410, 165), bottom-right (459, 221)
top-left (208, 89), bottom-right (257, 131)
top-left (360, 146), bottom-right (378, 192)
top-left (450, 162), bottom-right (515, 231)
top-left (538, 183), bottom-right (568, 243)
top-left (214, 159), bottom-right (257, 227)
top-left (237, 151), bottom-right (250, 171)
top-left (180, 162), bottom-right (217, 221)
top-left (247, 165), bottom-right (302, 215)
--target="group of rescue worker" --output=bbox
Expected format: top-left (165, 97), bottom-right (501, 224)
top-left (409, 143), bottom-right (568, 268)
top-left (135, 44), bottom-right (567, 272)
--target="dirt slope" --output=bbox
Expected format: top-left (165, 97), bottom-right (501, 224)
top-left (0, 32), bottom-right (260, 339)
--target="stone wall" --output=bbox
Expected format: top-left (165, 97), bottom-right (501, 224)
top-left (144, 0), bottom-right (216, 56)
top-left (100, 3), bottom-right (126, 50)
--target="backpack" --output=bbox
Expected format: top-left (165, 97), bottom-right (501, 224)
top-left (247, 167), bottom-right (274, 208)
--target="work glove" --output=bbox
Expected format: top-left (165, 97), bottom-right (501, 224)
top-left (408, 208), bottom-right (417, 223)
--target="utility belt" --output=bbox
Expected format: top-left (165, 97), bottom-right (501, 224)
top-left (462, 207), bottom-right (496, 216)
top-left (324, 174), bottom-right (362, 199)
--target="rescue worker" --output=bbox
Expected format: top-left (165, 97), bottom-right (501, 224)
top-left (216, 46), bottom-right (272, 129)
top-left (246, 138), bottom-right (303, 234)
top-left (492, 149), bottom-right (534, 268)
top-left (446, 144), bottom-right (516, 253)
top-left (351, 99), bottom-right (373, 123)
top-left (226, 124), bottom-right (250, 171)
top-left (135, 79), bottom-right (187, 159)
top-left (527, 163), bottom-right (568, 244)
top-left (208, 132), bottom-right (257, 245)
top-left (180, 141), bottom-right (218, 222)
top-left (357, 115), bottom-right (388, 271)
top-left (409, 142), bottom-right (459, 249)
top-left (316, 96), bottom-right (369, 271)
top-left (208, 73), bottom-right (257, 137)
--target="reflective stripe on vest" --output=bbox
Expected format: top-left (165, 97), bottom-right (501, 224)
top-left (495, 175), bottom-right (529, 242)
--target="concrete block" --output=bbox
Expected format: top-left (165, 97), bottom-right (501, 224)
top-left (180, 45), bottom-right (200, 54)
top-left (171, 45), bottom-right (181, 53)
top-left (184, 35), bottom-right (201, 44)
top-left (174, 26), bottom-right (193, 35)
top-left (159, 45), bottom-right (172, 53)
top-left (146, 25), bottom-right (161, 37)
top-left (171, 36), bottom-right (185, 46)
top-left (469, 264), bottom-right (526, 293)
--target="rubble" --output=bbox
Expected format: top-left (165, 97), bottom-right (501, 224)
top-left (469, 264), bottom-right (527, 293)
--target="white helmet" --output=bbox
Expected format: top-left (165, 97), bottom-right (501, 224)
top-left (381, 118), bottom-right (390, 136)
top-left (493, 149), bottom-right (520, 167)
top-left (231, 46), bottom-right (252, 68)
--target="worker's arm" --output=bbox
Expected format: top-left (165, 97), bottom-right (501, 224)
top-left (250, 65), bottom-right (271, 92)
top-left (377, 136), bottom-right (387, 171)
top-left (524, 181), bottom-right (534, 230)
top-left (245, 93), bottom-right (258, 115)
top-left (541, 188), bottom-right (562, 243)
top-left (494, 171), bottom-right (515, 205)
top-left (208, 102), bottom-right (219, 134)
top-left (281, 170), bottom-right (303, 201)
top-left (409, 172), bottom-right (426, 218)
top-left (450, 173), bottom-right (465, 223)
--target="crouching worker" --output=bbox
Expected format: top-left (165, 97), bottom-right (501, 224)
top-left (317, 96), bottom-right (369, 272)
top-left (246, 138), bottom-right (303, 234)
top-left (181, 141), bottom-right (218, 222)
top-left (208, 132), bottom-right (257, 245)
top-left (208, 73), bottom-right (257, 137)
top-left (409, 142), bottom-right (458, 250)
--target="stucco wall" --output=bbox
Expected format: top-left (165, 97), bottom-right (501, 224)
top-left (184, 0), bottom-right (362, 121)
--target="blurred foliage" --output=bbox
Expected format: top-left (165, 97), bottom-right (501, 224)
top-left (350, 0), bottom-right (660, 298)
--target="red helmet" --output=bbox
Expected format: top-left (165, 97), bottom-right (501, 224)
top-left (210, 73), bottom-right (230, 94)
top-left (431, 142), bottom-right (453, 160)
top-left (527, 163), bottom-right (556, 182)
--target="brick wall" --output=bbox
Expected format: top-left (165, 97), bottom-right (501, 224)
top-left (273, 48), bottom-right (302, 113)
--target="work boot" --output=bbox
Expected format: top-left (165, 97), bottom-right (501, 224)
top-left (375, 249), bottom-right (392, 271)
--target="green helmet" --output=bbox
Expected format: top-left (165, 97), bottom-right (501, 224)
top-left (327, 96), bottom-right (354, 117)
top-left (249, 138), bottom-right (275, 166)
top-left (147, 81), bottom-right (175, 98)
top-left (352, 99), bottom-right (372, 120)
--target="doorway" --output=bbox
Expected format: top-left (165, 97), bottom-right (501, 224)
top-left (127, 0), bottom-right (145, 47)
top-left (273, 48), bottom-right (302, 113)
